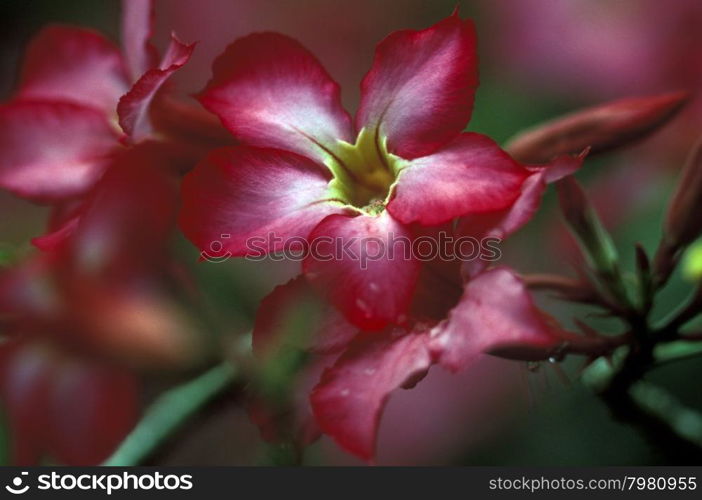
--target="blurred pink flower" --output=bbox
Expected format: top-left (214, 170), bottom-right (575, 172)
top-left (0, 144), bottom-right (208, 465)
top-left (487, 0), bottom-right (702, 98)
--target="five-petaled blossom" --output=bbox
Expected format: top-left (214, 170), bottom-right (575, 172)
top-left (0, 0), bottom-right (194, 203)
top-left (0, 0), bottom-right (234, 253)
top-left (180, 12), bottom-right (575, 330)
top-left (180, 12), bottom-right (595, 460)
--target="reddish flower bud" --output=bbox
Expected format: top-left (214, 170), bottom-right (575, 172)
top-left (635, 243), bottom-right (651, 275)
top-left (522, 273), bottom-right (600, 305)
top-left (506, 91), bottom-right (689, 164)
top-left (557, 177), bottom-right (619, 276)
top-left (556, 177), bottom-right (634, 308)
top-left (663, 135), bottom-right (702, 251)
top-left (653, 137), bottom-right (702, 286)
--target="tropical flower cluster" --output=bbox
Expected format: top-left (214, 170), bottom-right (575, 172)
top-left (0, 0), bottom-right (699, 465)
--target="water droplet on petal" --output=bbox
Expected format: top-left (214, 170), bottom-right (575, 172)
top-left (363, 368), bottom-right (376, 376)
top-left (340, 389), bottom-right (350, 397)
top-left (355, 298), bottom-right (371, 316)
top-left (368, 282), bottom-right (380, 292)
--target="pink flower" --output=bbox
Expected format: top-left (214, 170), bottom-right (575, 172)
top-left (0, 143), bottom-right (206, 465)
top-left (0, 0), bottom-right (194, 204)
top-left (486, 0), bottom-right (702, 99)
top-left (247, 155), bottom-right (601, 461)
top-left (252, 258), bottom-right (622, 461)
top-left (174, 11), bottom-right (605, 460)
top-left (181, 12), bottom-right (574, 331)
top-left (0, 338), bottom-right (138, 465)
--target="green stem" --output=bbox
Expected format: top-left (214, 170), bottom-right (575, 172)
top-left (103, 362), bottom-right (237, 466)
top-left (629, 381), bottom-right (702, 449)
top-left (596, 329), bottom-right (702, 462)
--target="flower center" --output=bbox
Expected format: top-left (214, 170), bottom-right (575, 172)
top-left (325, 127), bottom-right (407, 213)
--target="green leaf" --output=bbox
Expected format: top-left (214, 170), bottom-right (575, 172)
top-left (654, 340), bottom-right (702, 366)
top-left (103, 361), bottom-right (237, 466)
top-left (630, 381), bottom-right (702, 447)
top-left (581, 346), bottom-right (628, 392)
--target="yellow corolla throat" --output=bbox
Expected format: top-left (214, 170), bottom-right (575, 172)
top-left (325, 127), bottom-right (408, 213)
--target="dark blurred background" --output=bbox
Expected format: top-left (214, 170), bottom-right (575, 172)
top-left (1, 0), bottom-right (701, 465)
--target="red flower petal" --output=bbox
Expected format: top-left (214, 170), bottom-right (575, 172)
top-left (17, 26), bottom-right (129, 115)
top-left (356, 13), bottom-right (478, 159)
top-left (387, 133), bottom-right (529, 225)
top-left (457, 153), bottom-right (584, 241)
top-left (0, 101), bottom-right (120, 202)
top-left (310, 331), bottom-right (433, 461)
top-left (180, 146), bottom-right (344, 257)
top-left (121, 0), bottom-right (158, 81)
top-left (0, 254), bottom-right (59, 324)
top-left (458, 172), bottom-right (547, 242)
top-left (198, 33), bottom-right (353, 164)
top-left (67, 142), bottom-right (179, 280)
top-left (527, 150), bottom-right (587, 184)
top-left (118, 34), bottom-right (195, 141)
top-left (431, 267), bottom-right (567, 370)
top-left (31, 201), bottom-right (84, 252)
top-left (31, 215), bottom-right (80, 252)
top-left (0, 340), bottom-right (54, 465)
top-left (48, 360), bottom-right (138, 465)
top-left (253, 276), bottom-right (358, 357)
top-left (303, 211), bottom-right (420, 330)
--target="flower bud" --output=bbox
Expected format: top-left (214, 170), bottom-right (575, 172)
top-left (652, 136), bottom-right (702, 287)
top-left (663, 135), bottom-right (702, 251)
top-left (556, 178), bottom-right (632, 307)
top-left (635, 243), bottom-right (653, 310)
top-left (557, 177), bottom-right (619, 276)
top-left (635, 243), bottom-right (651, 275)
top-left (506, 92), bottom-right (689, 164)
top-left (522, 273), bottom-right (599, 305)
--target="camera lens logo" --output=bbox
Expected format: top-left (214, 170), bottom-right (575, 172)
top-left (5, 472), bottom-right (29, 495)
